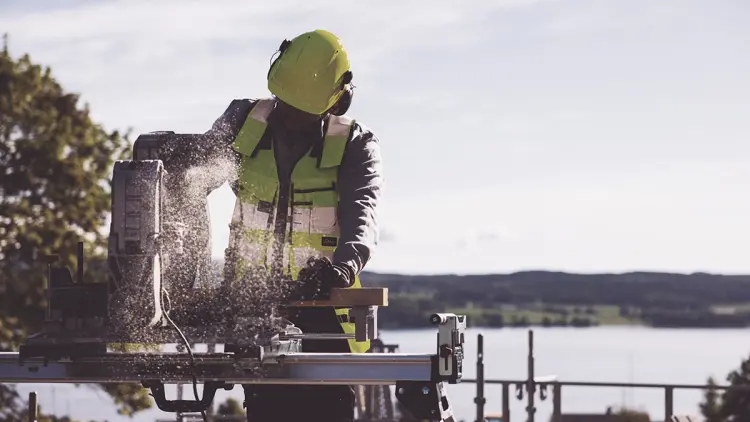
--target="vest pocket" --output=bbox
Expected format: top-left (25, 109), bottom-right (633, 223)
top-left (232, 196), bottom-right (273, 231)
top-left (309, 190), bottom-right (338, 233)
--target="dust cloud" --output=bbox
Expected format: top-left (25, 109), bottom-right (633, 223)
top-left (110, 136), bottom-right (301, 360)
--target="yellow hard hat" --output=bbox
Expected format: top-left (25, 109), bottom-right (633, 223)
top-left (267, 29), bottom-right (353, 115)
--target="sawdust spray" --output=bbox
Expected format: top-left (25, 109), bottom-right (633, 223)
top-left (162, 142), bottom-right (295, 344)
top-left (116, 132), bottom-right (299, 381)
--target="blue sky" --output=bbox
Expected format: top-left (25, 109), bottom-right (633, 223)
top-left (2, 0), bottom-right (749, 275)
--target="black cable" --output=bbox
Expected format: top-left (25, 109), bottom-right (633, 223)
top-left (159, 265), bottom-right (208, 422)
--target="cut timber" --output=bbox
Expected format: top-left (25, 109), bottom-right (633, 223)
top-left (288, 288), bottom-right (388, 307)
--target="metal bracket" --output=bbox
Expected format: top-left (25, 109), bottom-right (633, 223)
top-left (349, 305), bottom-right (378, 342)
top-left (395, 381), bottom-right (455, 422)
top-left (142, 380), bottom-right (234, 413)
top-left (431, 313), bottom-right (466, 384)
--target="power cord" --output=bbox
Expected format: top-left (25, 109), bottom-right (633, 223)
top-left (160, 270), bottom-right (208, 422)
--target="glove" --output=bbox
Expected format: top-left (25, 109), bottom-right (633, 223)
top-left (293, 257), bottom-right (354, 300)
top-left (331, 262), bottom-right (355, 288)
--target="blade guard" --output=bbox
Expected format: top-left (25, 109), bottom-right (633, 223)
top-left (108, 160), bottom-right (165, 332)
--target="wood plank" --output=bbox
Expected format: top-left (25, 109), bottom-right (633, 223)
top-left (286, 287), bottom-right (388, 307)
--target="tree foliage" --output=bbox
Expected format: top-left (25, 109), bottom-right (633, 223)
top-left (216, 397), bottom-right (245, 416)
top-left (700, 376), bottom-right (725, 422)
top-left (0, 35), bottom-right (150, 418)
top-left (716, 354), bottom-right (750, 422)
top-left (5, 391), bottom-right (97, 422)
top-left (699, 355), bottom-right (750, 422)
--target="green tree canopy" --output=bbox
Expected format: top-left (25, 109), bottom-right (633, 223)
top-left (0, 35), bottom-right (150, 418)
top-left (699, 376), bottom-right (725, 422)
top-left (216, 397), bottom-right (245, 416)
top-left (717, 354), bottom-right (750, 422)
top-left (699, 356), bottom-right (750, 422)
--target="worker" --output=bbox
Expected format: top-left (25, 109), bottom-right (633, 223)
top-left (167, 29), bottom-right (383, 422)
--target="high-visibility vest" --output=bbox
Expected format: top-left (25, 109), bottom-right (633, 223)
top-left (228, 97), bottom-right (369, 353)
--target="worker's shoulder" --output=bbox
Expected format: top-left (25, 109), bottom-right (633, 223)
top-left (336, 116), bottom-right (381, 166)
top-left (338, 115), bottom-right (380, 146)
top-left (226, 97), bottom-right (268, 107)
top-left (222, 98), bottom-right (262, 115)
top-left (213, 98), bottom-right (266, 131)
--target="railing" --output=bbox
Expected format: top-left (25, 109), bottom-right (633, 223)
top-left (468, 330), bottom-right (749, 422)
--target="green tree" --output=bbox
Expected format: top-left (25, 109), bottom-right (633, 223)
top-left (216, 397), bottom-right (245, 416)
top-left (0, 35), bottom-right (150, 417)
top-left (700, 376), bottom-right (726, 422)
top-left (718, 353), bottom-right (750, 422)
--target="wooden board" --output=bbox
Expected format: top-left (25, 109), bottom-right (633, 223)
top-left (287, 287), bottom-right (388, 307)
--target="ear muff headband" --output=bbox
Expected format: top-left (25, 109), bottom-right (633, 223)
top-left (267, 39), bottom-right (292, 80)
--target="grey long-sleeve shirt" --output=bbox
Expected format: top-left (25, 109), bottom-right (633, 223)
top-left (199, 99), bottom-right (383, 276)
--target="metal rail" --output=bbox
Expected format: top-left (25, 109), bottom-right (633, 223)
top-left (468, 330), bottom-right (744, 422)
top-left (0, 352), bottom-right (434, 385)
top-left (5, 330), bottom-right (735, 421)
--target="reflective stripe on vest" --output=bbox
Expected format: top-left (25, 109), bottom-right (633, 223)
top-left (229, 97), bottom-right (369, 353)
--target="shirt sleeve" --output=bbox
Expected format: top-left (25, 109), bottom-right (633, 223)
top-left (158, 100), bottom-right (247, 167)
top-left (196, 99), bottom-right (254, 193)
top-left (204, 99), bottom-right (252, 140)
top-left (332, 123), bottom-right (384, 275)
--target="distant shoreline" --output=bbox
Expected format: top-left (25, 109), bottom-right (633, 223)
top-left (377, 304), bottom-right (750, 330)
top-left (360, 270), bottom-right (750, 331)
top-left (381, 320), bottom-right (750, 330)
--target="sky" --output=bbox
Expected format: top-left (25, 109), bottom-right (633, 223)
top-left (1, 0), bottom-right (750, 275)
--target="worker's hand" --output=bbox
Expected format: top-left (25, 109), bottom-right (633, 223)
top-left (293, 257), bottom-right (354, 300)
top-left (330, 262), bottom-right (354, 288)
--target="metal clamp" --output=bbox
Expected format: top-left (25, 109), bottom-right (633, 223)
top-left (143, 380), bottom-right (234, 413)
top-left (430, 313), bottom-right (466, 384)
top-left (349, 305), bottom-right (378, 342)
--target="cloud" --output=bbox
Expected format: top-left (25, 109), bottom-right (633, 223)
top-left (0, 0), bottom-right (552, 62)
top-left (477, 232), bottom-right (501, 242)
top-left (0, 0), bottom-right (560, 138)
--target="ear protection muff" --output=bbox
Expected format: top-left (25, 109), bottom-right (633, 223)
top-left (266, 37), bottom-right (355, 116)
top-left (328, 70), bottom-right (354, 116)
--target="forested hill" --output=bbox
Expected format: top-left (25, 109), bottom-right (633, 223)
top-left (59, 256), bottom-right (750, 329)
top-left (358, 271), bottom-right (750, 329)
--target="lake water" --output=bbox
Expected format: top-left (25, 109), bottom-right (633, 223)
top-left (13, 326), bottom-right (750, 422)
